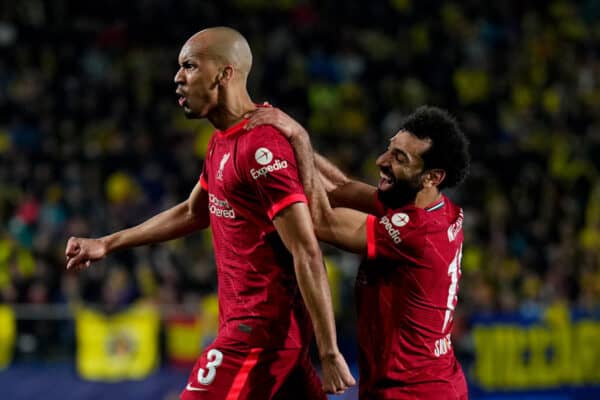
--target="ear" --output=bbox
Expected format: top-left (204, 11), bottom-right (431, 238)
top-left (422, 169), bottom-right (445, 188)
top-left (217, 65), bottom-right (234, 86)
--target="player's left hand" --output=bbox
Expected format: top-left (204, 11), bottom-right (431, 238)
top-left (244, 107), bottom-right (308, 141)
top-left (320, 351), bottom-right (356, 395)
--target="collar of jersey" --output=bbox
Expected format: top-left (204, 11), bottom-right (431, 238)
top-left (424, 196), bottom-right (445, 212)
top-left (217, 119), bottom-right (249, 136)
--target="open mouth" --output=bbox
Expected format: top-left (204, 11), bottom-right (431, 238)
top-left (378, 171), bottom-right (395, 191)
top-left (178, 96), bottom-right (187, 107)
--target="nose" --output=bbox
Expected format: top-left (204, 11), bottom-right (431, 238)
top-left (376, 151), bottom-right (389, 168)
top-left (174, 67), bottom-right (184, 85)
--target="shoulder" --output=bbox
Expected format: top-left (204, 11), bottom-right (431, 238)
top-left (371, 207), bottom-right (424, 245)
top-left (237, 125), bottom-right (294, 162)
top-left (438, 196), bottom-right (463, 225)
top-left (383, 207), bottom-right (424, 230)
top-left (242, 124), bottom-right (289, 144)
top-left (442, 197), bottom-right (464, 241)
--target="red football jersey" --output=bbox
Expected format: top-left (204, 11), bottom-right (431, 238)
top-left (199, 119), bottom-right (312, 349)
top-left (357, 194), bottom-right (466, 398)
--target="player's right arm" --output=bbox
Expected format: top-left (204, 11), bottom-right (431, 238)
top-left (246, 108), bottom-right (379, 214)
top-left (65, 180), bottom-right (209, 270)
top-left (246, 108), bottom-right (370, 253)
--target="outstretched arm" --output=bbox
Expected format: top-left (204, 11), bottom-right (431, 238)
top-left (65, 180), bottom-right (210, 270)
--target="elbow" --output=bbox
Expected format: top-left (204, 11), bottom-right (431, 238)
top-left (186, 201), bottom-right (209, 230)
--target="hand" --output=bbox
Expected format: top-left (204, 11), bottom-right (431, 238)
top-left (320, 351), bottom-right (356, 395)
top-left (65, 237), bottom-right (108, 270)
top-left (244, 107), bottom-right (309, 141)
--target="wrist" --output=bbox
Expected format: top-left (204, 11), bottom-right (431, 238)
top-left (99, 235), bottom-right (115, 254)
top-left (316, 337), bottom-right (340, 360)
top-left (319, 349), bottom-right (341, 361)
top-left (289, 127), bottom-right (309, 142)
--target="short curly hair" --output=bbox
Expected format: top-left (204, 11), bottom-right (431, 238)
top-left (399, 106), bottom-right (470, 189)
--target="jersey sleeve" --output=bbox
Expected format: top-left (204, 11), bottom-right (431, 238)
top-left (199, 161), bottom-right (209, 190)
top-left (199, 135), bottom-right (215, 190)
top-left (366, 208), bottom-right (425, 262)
top-left (238, 126), bottom-right (307, 220)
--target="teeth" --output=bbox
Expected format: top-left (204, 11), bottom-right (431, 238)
top-left (379, 172), bottom-right (392, 183)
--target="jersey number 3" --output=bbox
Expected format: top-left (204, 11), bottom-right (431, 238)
top-left (197, 349), bottom-right (224, 385)
top-left (442, 246), bottom-right (462, 333)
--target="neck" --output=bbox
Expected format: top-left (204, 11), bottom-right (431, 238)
top-left (208, 85), bottom-right (256, 131)
top-left (414, 187), bottom-right (442, 208)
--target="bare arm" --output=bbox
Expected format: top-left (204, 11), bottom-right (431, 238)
top-left (65, 180), bottom-right (210, 270)
top-left (273, 203), bottom-right (355, 393)
top-left (246, 108), bottom-right (370, 253)
top-left (314, 153), bottom-right (379, 214)
top-left (314, 153), bottom-right (349, 189)
top-left (299, 140), bottom-right (369, 254)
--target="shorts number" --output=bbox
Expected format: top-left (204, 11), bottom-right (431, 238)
top-left (197, 349), bottom-right (223, 385)
top-left (442, 246), bottom-right (462, 333)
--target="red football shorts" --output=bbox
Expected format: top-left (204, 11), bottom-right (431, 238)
top-left (180, 342), bottom-right (326, 400)
top-left (362, 373), bottom-right (468, 400)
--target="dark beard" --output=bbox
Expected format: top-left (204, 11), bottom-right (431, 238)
top-left (377, 177), bottom-right (422, 209)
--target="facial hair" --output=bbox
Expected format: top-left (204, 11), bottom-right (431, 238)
top-left (377, 174), bottom-right (422, 209)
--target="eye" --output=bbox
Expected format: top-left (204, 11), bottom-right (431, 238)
top-left (182, 62), bottom-right (195, 70)
top-left (392, 150), bottom-right (407, 163)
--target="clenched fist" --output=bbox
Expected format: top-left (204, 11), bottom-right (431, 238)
top-left (65, 237), bottom-right (107, 270)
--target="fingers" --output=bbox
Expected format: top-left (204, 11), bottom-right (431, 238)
top-left (245, 108), bottom-right (278, 130)
top-left (323, 381), bottom-right (347, 395)
top-left (65, 237), bottom-right (81, 270)
top-left (346, 374), bottom-right (356, 386)
top-left (66, 250), bottom-right (88, 270)
top-left (244, 107), bottom-right (272, 119)
top-left (65, 237), bottom-right (80, 258)
top-left (322, 356), bottom-right (356, 395)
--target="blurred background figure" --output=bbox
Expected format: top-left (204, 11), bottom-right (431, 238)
top-left (1, 1), bottom-right (600, 399)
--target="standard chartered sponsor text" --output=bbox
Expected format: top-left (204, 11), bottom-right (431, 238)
top-left (209, 193), bottom-right (235, 219)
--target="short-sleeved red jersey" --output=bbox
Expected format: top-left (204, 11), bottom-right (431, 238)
top-left (200, 119), bottom-right (311, 349)
top-left (357, 194), bottom-right (466, 398)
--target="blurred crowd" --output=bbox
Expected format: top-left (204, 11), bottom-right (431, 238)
top-left (2, 0), bottom-right (600, 362)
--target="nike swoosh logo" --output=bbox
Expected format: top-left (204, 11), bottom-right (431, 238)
top-left (186, 383), bottom-right (208, 392)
